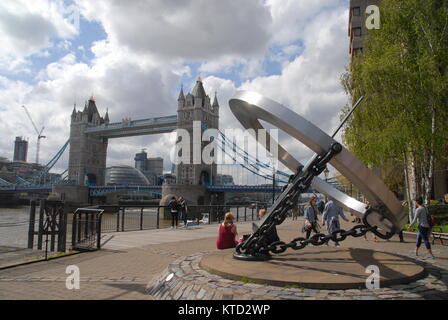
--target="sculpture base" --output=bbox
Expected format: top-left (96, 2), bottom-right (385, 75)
top-left (233, 252), bottom-right (271, 261)
top-left (202, 247), bottom-right (426, 290)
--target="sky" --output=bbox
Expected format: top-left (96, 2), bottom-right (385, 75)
top-left (0, 0), bottom-right (351, 178)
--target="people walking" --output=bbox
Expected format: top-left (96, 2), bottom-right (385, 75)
top-left (216, 212), bottom-right (238, 249)
top-left (303, 197), bottom-right (320, 239)
top-left (410, 197), bottom-right (435, 259)
top-left (322, 198), bottom-right (349, 247)
top-left (168, 196), bottom-right (180, 229)
top-left (179, 196), bottom-right (188, 228)
top-left (316, 198), bottom-right (325, 214)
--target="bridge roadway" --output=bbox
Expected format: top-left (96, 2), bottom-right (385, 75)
top-left (0, 185), bottom-right (315, 202)
top-left (84, 115), bottom-right (177, 138)
top-left (89, 184), bottom-right (287, 196)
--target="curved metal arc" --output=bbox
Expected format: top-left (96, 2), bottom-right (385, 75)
top-left (229, 90), bottom-right (407, 232)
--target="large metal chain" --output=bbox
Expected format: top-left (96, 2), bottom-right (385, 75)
top-left (235, 142), bottom-right (389, 259)
top-left (265, 224), bottom-right (377, 254)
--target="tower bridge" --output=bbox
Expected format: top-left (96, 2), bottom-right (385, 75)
top-left (65, 77), bottom-right (224, 206)
top-left (68, 78), bottom-right (218, 186)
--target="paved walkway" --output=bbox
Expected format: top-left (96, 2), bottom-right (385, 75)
top-left (100, 222), bottom-right (254, 250)
top-left (0, 218), bottom-right (447, 300)
top-left (0, 221), bottom-right (255, 300)
top-left (0, 246), bottom-right (54, 269)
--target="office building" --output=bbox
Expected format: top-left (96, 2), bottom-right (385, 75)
top-left (348, 0), bottom-right (381, 58)
top-left (13, 137), bottom-right (28, 162)
top-left (134, 150), bottom-right (164, 185)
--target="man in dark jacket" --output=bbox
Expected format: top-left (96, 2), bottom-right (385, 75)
top-left (168, 196), bottom-right (180, 229)
top-left (179, 196), bottom-right (188, 228)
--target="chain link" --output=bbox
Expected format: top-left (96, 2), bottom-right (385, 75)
top-left (265, 224), bottom-right (377, 254)
top-left (235, 142), bottom-right (389, 259)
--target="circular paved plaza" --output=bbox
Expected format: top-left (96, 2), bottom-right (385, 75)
top-left (147, 249), bottom-right (448, 300)
top-left (200, 247), bottom-right (425, 289)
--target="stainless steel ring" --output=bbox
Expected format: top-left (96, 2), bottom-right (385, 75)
top-left (229, 90), bottom-right (407, 233)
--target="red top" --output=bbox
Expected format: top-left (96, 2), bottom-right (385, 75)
top-left (216, 223), bottom-right (237, 249)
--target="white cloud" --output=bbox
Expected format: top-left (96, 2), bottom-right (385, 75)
top-left (0, 0), bottom-right (79, 73)
top-left (266, 0), bottom-right (345, 46)
top-left (76, 0), bottom-right (272, 62)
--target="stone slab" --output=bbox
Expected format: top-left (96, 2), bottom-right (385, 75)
top-left (200, 247), bottom-right (426, 290)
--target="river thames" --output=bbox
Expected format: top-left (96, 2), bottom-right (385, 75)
top-left (0, 206), bottom-right (172, 249)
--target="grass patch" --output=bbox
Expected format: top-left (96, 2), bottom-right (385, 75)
top-left (239, 277), bottom-right (257, 284)
top-left (284, 284), bottom-right (304, 290)
top-left (403, 224), bottom-right (448, 233)
top-left (47, 251), bottom-right (78, 259)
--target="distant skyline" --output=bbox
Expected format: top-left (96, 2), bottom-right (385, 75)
top-left (0, 0), bottom-right (350, 175)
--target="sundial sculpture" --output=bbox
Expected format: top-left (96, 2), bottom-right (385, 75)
top-left (229, 91), bottom-right (408, 261)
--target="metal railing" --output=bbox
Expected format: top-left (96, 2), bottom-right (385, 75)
top-left (71, 208), bottom-right (104, 251)
top-left (97, 203), bottom-right (271, 233)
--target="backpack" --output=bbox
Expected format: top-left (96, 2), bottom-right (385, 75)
top-left (168, 200), bottom-right (179, 213)
top-left (426, 207), bottom-right (436, 228)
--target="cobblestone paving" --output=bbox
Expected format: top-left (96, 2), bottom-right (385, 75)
top-left (146, 251), bottom-right (448, 300)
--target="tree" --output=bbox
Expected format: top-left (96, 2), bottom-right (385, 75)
top-left (342, 0), bottom-right (448, 218)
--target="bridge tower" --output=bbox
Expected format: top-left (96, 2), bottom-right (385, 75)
top-left (68, 97), bottom-right (109, 186)
top-left (162, 77), bottom-right (220, 207)
top-left (176, 77), bottom-right (219, 186)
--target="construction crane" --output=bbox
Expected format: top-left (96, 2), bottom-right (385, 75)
top-left (22, 105), bottom-right (46, 164)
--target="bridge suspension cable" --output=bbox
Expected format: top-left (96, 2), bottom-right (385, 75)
top-left (201, 124), bottom-right (289, 184)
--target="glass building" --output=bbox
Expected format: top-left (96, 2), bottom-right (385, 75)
top-left (105, 165), bottom-right (150, 185)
